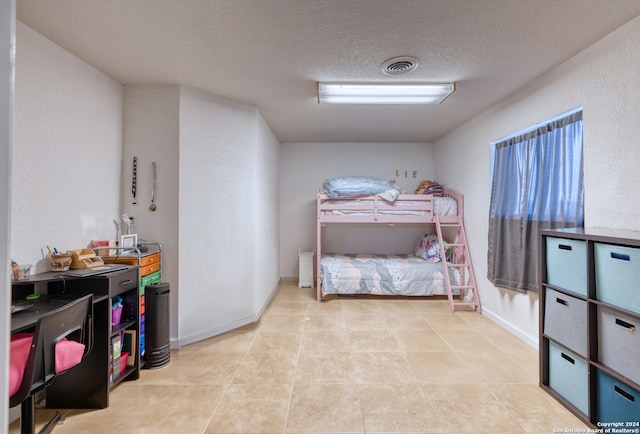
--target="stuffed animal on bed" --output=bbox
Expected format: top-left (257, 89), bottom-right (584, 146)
top-left (414, 180), bottom-right (431, 194)
top-left (414, 180), bottom-right (444, 196)
top-left (415, 234), bottom-right (452, 263)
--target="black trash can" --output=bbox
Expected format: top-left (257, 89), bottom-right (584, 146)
top-left (143, 282), bottom-right (170, 368)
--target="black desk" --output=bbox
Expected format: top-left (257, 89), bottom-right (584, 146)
top-left (11, 294), bottom-right (87, 333)
top-left (10, 266), bottom-right (140, 409)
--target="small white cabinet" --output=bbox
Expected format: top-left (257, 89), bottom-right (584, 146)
top-left (298, 249), bottom-right (314, 288)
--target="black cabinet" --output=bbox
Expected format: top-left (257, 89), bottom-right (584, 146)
top-left (539, 228), bottom-right (640, 426)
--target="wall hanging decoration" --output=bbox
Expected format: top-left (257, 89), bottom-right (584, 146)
top-left (131, 157), bottom-right (138, 205)
top-left (149, 162), bottom-right (157, 211)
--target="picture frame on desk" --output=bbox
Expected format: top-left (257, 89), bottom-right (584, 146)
top-left (121, 234), bottom-right (138, 251)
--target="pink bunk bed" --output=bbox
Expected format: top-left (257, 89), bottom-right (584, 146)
top-left (316, 177), bottom-right (467, 301)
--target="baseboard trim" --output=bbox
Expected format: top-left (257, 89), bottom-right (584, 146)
top-left (174, 314), bottom-right (258, 348)
top-left (173, 282), bottom-right (279, 348)
top-left (481, 306), bottom-right (538, 349)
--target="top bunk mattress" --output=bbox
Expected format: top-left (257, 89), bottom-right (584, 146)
top-left (320, 196), bottom-right (457, 217)
top-left (318, 176), bottom-right (460, 220)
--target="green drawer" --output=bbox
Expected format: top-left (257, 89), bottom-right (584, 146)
top-left (140, 270), bottom-right (161, 295)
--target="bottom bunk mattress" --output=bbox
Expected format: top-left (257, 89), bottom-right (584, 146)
top-left (320, 253), bottom-right (461, 297)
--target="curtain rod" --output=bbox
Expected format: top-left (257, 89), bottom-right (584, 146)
top-left (490, 106), bottom-right (583, 146)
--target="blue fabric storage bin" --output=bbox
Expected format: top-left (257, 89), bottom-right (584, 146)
top-left (548, 340), bottom-right (588, 415)
top-left (597, 370), bottom-right (640, 424)
top-left (546, 237), bottom-right (587, 296)
top-left (595, 243), bottom-right (640, 315)
top-left (544, 288), bottom-right (587, 357)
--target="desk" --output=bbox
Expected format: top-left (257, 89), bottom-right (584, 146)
top-left (10, 266), bottom-right (140, 409)
top-left (11, 294), bottom-right (86, 333)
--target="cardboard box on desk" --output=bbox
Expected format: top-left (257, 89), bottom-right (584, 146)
top-left (67, 249), bottom-right (105, 269)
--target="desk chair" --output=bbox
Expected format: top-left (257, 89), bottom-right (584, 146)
top-left (9, 295), bottom-right (93, 434)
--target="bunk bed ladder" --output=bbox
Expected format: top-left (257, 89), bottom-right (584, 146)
top-left (435, 215), bottom-right (481, 314)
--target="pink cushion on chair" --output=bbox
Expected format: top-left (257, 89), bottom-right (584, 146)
top-left (55, 338), bottom-right (85, 374)
top-left (9, 333), bottom-right (34, 397)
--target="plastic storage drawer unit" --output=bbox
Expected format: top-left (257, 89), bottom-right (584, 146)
top-left (298, 249), bottom-right (314, 288)
top-left (548, 340), bottom-right (589, 415)
top-left (544, 288), bottom-right (587, 357)
top-left (545, 237), bottom-right (587, 296)
top-left (597, 370), bottom-right (640, 424)
top-left (595, 243), bottom-right (640, 315)
top-left (597, 305), bottom-right (640, 385)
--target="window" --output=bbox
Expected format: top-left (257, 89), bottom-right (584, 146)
top-left (487, 109), bottom-right (584, 292)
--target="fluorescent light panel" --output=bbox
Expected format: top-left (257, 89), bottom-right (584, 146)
top-left (317, 82), bottom-right (455, 104)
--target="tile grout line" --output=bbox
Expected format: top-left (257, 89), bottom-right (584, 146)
top-left (281, 298), bottom-right (311, 434)
top-left (483, 383), bottom-right (529, 434)
top-left (201, 325), bottom-right (261, 434)
top-left (345, 306), bottom-right (369, 434)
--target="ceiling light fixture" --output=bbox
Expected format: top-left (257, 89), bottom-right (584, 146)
top-left (317, 82), bottom-right (455, 105)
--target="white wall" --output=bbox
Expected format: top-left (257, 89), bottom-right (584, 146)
top-left (13, 23), bottom-right (123, 271)
top-left (434, 16), bottom-right (640, 346)
top-left (279, 142), bottom-right (434, 279)
top-left (1, 0), bottom-right (15, 426)
top-left (122, 85), bottom-right (180, 341)
top-left (12, 23), bottom-right (282, 352)
top-left (253, 112), bottom-right (281, 313)
top-left (178, 86), bottom-right (280, 345)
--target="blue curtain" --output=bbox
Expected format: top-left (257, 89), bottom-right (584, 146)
top-left (487, 110), bottom-right (583, 292)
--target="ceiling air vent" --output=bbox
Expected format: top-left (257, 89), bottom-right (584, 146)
top-left (380, 56), bottom-right (420, 76)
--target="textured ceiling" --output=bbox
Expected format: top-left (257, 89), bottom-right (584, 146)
top-left (16, 0), bottom-right (640, 143)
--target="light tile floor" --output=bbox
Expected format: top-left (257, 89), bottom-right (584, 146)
top-left (10, 282), bottom-right (591, 433)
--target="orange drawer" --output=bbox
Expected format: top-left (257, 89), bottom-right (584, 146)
top-left (140, 262), bottom-right (160, 277)
top-left (139, 253), bottom-right (160, 267)
top-left (102, 257), bottom-right (137, 265)
top-left (140, 296), bottom-right (145, 316)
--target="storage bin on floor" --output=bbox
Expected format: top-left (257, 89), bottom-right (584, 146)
top-left (548, 340), bottom-right (588, 416)
top-left (597, 369), bottom-right (640, 424)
